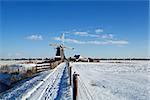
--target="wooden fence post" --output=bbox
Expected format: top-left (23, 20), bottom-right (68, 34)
top-left (73, 72), bottom-right (79, 100)
top-left (69, 66), bottom-right (72, 86)
top-left (67, 61), bottom-right (69, 75)
top-left (67, 61), bottom-right (70, 67)
top-left (66, 61), bottom-right (72, 86)
top-left (18, 68), bottom-right (19, 73)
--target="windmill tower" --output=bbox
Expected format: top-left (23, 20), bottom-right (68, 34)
top-left (50, 33), bottom-right (74, 61)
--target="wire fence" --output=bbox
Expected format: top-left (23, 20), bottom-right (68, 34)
top-left (78, 77), bottom-right (95, 100)
top-left (71, 63), bottom-right (95, 100)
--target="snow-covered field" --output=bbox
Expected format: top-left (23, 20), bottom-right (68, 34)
top-left (0, 60), bottom-right (43, 68)
top-left (1, 60), bottom-right (149, 100)
top-left (0, 60), bottom-right (27, 67)
top-left (71, 61), bottom-right (150, 100)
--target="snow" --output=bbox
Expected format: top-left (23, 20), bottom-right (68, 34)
top-left (71, 61), bottom-right (150, 100)
top-left (0, 62), bottom-right (71, 100)
top-left (27, 62), bottom-right (71, 100)
top-left (0, 60), bottom-right (22, 67)
top-left (0, 63), bottom-right (36, 74)
top-left (0, 73), bottom-right (11, 80)
top-left (24, 63), bottom-right (66, 100)
top-left (1, 61), bottom-right (149, 100)
top-left (18, 64), bottom-right (36, 70)
top-left (0, 70), bottom-right (51, 99)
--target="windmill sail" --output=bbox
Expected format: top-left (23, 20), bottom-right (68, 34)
top-left (60, 33), bottom-right (65, 45)
top-left (50, 33), bottom-right (74, 61)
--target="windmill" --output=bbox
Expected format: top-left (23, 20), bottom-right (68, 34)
top-left (50, 33), bottom-right (74, 61)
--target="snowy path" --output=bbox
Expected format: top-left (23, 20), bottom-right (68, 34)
top-left (23, 62), bottom-right (71, 100)
top-left (72, 61), bottom-right (150, 100)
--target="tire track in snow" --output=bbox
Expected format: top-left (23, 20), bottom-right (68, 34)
top-left (22, 63), bottom-right (66, 100)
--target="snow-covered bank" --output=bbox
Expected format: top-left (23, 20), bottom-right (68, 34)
top-left (0, 60), bottom-right (24, 67)
top-left (0, 63), bottom-right (36, 74)
top-left (0, 63), bottom-right (68, 100)
top-left (0, 61), bottom-right (71, 100)
top-left (0, 63), bottom-right (37, 92)
top-left (71, 61), bottom-right (150, 100)
top-left (0, 70), bottom-right (51, 99)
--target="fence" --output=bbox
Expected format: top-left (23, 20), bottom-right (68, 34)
top-left (67, 61), bottom-right (95, 100)
top-left (36, 60), bottom-right (62, 72)
top-left (67, 61), bottom-right (79, 100)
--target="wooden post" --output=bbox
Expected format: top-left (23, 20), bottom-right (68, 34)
top-left (67, 61), bottom-right (70, 75)
top-left (69, 66), bottom-right (72, 86)
top-left (35, 66), bottom-right (37, 73)
top-left (67, 61), bottom-right (72, 86)
top-left (67, 61), bottom-right (70, 67)
top-left (18, 68), bottom-right (19, 73)
top-left (73, 72), bottom-right (79, 100)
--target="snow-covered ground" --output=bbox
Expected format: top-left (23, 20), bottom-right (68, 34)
top-left (0, 62), bottom-right (71, 100)
top-left (24, 62), bottom-right (71, 100)
top-left (1, 61), bottom-right (149, 100)
top-left (0, 60), bottom-right (44, 68)
top-left (71, 61), bottom-right (150, 100)
top-left (0, 70), bottom-right (51, 99)
top-left (0, 60), bottom-right (26, 67)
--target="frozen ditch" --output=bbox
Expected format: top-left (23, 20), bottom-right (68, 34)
top-left (0, 70), bottom-right (51, 99)
top-left (71, 61), bottom-right (150, 100)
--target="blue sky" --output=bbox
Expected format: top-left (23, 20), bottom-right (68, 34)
top-left (0, 0), bottom-right (149, 58)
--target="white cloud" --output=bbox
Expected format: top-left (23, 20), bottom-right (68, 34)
top-left (71, 31), bottom-right (100, 38)
top-left (86, 34), bottom-right (100, 38)
top-left (74, 31), bottom-right (88, 35)
top-left (71, 30), bottom-right (115, 40)
top-left (101, 34), bottom-right (114, 39)
top-left (87, 41), bottom-right (108, 45)
top-left (65, 38), bottom-right (85, 44)
top-left (95, 28), bottom-right (103, 33)
top-left (108, 40), bottom-right (128, 45)
top-left (53, 28), bottom-right (129, 46)
top-left (53, 37), bottom-right (85, 44)
top-left (72, 30), bottom-right (99, 36)
top-left (53, 37), bottom-right (128, 45)
top-left (53, 37), bottom-right (61, 41)
top-left (26, 34), bottom-right (43, 40)
top-left (87, 40), bottom-right (128, 45)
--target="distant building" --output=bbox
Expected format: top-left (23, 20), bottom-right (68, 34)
top-left (74, 55), bottom-right (88, 62)
top-left (69, 55), bottom-right (101, 62)
top-left (88, 58), bottom-right (100, 62)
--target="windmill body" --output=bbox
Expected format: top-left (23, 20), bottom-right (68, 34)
top-left (50, 44), bottom-right (74, 61)
top-left (55, 46), bottom-right (65, 61)
top-left (50, 33), bottom-right (74, 61)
